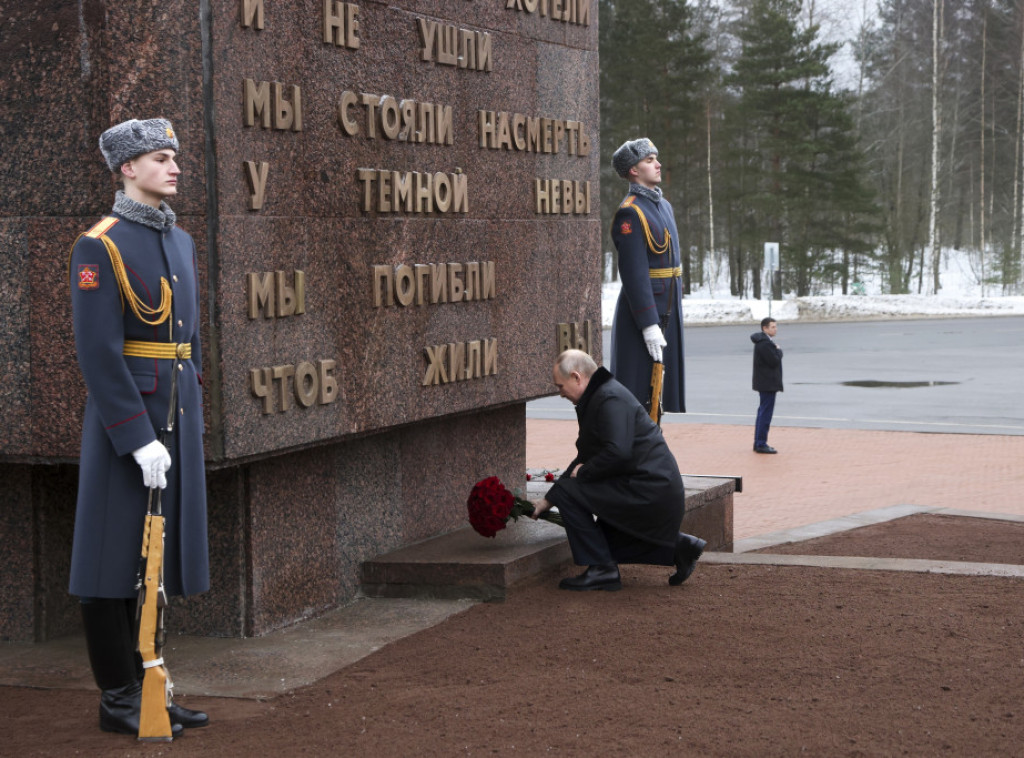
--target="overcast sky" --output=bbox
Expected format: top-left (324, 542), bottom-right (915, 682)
top-left (811, 0), bottom-right (878, 91)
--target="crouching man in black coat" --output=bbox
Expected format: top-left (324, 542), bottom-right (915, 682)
top-left (532, 350), bottom-right (706, 591)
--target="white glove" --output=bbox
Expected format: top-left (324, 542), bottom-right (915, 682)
top-left (132, 440), bottom-right (171, 490)
top-left (642, 325), bottom-right (667, 363)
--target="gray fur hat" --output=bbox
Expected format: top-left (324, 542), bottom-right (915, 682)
top-left (99, 118), bottom-right (179, 172)
top-left (611, 138), bottom-right (658, 179)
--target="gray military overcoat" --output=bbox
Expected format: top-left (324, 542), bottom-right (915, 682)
top-left (68, 211), bottom-right (209, 599)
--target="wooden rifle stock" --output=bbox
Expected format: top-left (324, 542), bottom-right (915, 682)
top-left (136, 358), bottom-right (179, 741)
top-left (137, 510), bottom-right (173, 741)
top-left (647, 361), bottom-right (665, 426)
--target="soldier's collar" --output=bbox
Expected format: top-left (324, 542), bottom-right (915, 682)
top-left (112, 190), bottom-right (177, 232)
top-left (628, 183), bottom-right (662, 203)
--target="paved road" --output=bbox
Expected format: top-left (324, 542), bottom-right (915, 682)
top-left (526, 316), bottom-right (1024, 436)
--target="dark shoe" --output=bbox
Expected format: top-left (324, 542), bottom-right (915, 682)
top-left (99, 681), bottom-right (183, 738)
top-left (754, 444), bottom-right (777, 454)
top-left (168, 701), bottom-right (209, 729)
top-left (669, 534), bottom-right (706, 586)
top-left (559, 565), bottom-right (622, 591)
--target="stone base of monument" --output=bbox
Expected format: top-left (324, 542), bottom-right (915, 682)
top-left (361, 476), bottom-right (735, 600)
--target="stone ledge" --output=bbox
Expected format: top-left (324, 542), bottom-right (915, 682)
top-left (361, 475), bottom-right (735, 600)
top-left (362, 519), bottom-right (571, 601)
top-left (681, 475), bottom-right (736, 552)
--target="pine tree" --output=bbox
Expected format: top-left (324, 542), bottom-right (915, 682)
top-left (724, 0), bottom-right (875, 296)
top-left (599, 0), bottom-right (714, 290)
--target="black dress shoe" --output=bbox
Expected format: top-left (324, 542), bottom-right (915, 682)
top-left (754, 444), bottom-right (777, 454)
top-left (168, 701), bottom-right (209, 729)
top-left (559, 565), bottom-right (622, 591)
top-left (99, 681), bottom-right (183, 738)
top-left (669, 534), bottom-right (706, 586)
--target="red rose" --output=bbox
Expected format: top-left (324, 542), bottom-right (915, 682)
top-left (545, 472), bottom-right (555, 482)
top-left (467, 476), bottom-right (515, 538)
top-left (467, 476), bottom-right (563, 537)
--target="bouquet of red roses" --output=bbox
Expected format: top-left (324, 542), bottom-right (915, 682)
top-left (466, 476), bottom-right (564, 538)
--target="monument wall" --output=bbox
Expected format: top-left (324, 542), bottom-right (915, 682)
top-left (0, 0), bottom-right (599, 640)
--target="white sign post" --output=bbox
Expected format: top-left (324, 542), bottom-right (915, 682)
top-left (764, 242), bottom-right (779, 317)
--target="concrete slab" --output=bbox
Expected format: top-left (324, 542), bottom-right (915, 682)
top-left (0, 597), bottom-right (476, 700)
top-left (702, 552), bottom-right (1024, 578)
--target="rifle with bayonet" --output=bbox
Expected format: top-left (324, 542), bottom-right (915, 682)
top-left (135, 365), bottom-right (179, 741)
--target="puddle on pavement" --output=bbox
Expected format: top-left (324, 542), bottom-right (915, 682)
top-left (840, 380), bottom-right (959, 388)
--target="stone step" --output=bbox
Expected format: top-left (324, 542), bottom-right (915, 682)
top-left (361, 475), bottom-right (736, 600)
top-left (362, 519), bottom-right (571, 601)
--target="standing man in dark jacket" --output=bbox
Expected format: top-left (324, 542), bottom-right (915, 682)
top-left (68, 118), bottom-right (209, 737)
top-left (751, 317), bottom-right (783, 454)
top-left (608, 138), bottom-right (685, 414)
top-left (532, 350), bottom-right (706, 591)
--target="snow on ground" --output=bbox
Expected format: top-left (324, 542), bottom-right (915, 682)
top-left (601, 250), bottom-right (1024, 326)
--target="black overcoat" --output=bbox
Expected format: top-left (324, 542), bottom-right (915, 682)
top-left (751, 332), bottom-right (783, 393)
top-left (609, 191), bottom-right (686, 412)
top-left (547, 368), bottom-right (684, 548)
top-left (68, 212), bottom-right (209, 599)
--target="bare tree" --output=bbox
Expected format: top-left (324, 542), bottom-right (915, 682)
top-left (926, 0), bottom-right (942, 294)
top-left (706, 99), bottom-right (716, 279)
top-left (1019, 7), bottom-right (1024, 289)
top-left (1011, 7), bottom-right (1023, 263)
top-left (979, 2), bottom-right (988, 295)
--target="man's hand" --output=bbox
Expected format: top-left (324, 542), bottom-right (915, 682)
top-left (642, 324), bottom-right (667, 362)
top-left (531, 498), bottom-right (553, 520)
top-left (132, 440), bottom-right (171, 490)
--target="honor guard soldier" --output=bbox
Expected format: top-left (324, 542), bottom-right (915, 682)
top-left (608, 138), bottom-right (686, 415)
top-left (68, 118), bottom-right (210, 737)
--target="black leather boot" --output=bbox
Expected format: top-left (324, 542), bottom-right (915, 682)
top-left (81, 599), bottom-right (183, 738)
top-left (98, 680), bottom-right (184, 737)
top-left (82, 599), bottom-right (137, 692)
top-left (99, 680), bottom-right (142, 735)
top-left (669, 534), bottom-right (707, 586)
top-left (125, 599), bottom-right (208, 729)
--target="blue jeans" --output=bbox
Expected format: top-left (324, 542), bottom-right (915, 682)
top-left (755, 391), bottom-right (777, 447)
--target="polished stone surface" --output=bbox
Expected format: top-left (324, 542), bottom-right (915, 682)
top-left (1, 0), bottom-right (598, 639)
top-left (2, 1), bottom-right (599, 462)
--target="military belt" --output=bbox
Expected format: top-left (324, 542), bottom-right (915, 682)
top-left (650, 266), bottom-right (682, 279)
top-left (123, 340), bottom-right (192, 360)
